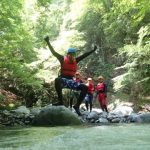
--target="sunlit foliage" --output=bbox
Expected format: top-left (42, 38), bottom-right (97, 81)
top-left (1, 0), bottom-right (150, 107)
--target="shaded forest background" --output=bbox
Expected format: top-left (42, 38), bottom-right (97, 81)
top-left (0, 0), bottom-right (150, 110)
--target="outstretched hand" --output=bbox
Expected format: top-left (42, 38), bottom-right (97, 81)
top-left (44, 36), bottom-right (49, 42)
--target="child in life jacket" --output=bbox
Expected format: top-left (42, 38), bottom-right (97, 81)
top-left (69, 72), bottom-right (83, 108)
top-left (84, 77), bottom-right (94, 112)
top-left (74, 72), bottom-right (83, 83)
top-left (95, 76), bottom-right (108, 112)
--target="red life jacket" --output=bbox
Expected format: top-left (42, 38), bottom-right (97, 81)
top-left (87, 83), bottom-right (94, 93)
top-left (96, 83), bottom-right (105, 92)
top-left (75, 78), bottom-right (83, 83)
top-left (62, 56), bottom-right (77, 77)
top-left (96, 83), bottom-right (107, 93)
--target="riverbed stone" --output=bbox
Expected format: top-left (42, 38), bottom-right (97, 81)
top-left (98, 118), bottom-right (109, 123)
top-left (11, 106), bottom-right (30, 114)
top-left (111, 105), bottom-right (133, 116)
top-left (138, 113), bottom-right (150, 123)
top-left (32, 105), bottom-right (81, 126)
top-left (87, 111), bottom-right (99, 120)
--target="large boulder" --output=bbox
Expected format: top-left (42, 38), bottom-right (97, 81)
top-left (32, 105), bottom-right (81, 126)
top-left (139, 113), bottom-right (150, 123)
top-left (128, 113), bottom-right (150, 123)
top-left (111, 105), bottom-right (133, 116)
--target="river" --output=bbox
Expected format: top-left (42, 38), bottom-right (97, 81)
top-left (0, 124), bottom-right (150, 150)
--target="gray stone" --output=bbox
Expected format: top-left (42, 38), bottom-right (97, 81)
top-left (138, 113), bottom-right (150, 123)
top-left (98, 118), bottom-right (109, 123)
top-left (12, 106), bottom-right (30, 114)
top-left (32, 105), bottom-right (81, 126)
top-left (87, 111), bottom-right (99, 120)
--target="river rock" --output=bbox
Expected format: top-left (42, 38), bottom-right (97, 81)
top-left (111, 105), bottom-right (133, 116)
top-left (129, 113), bottom-right (150, 123)
top-left (87, 111), bottom-right (99, 120)
top-left (32, 105), bottom-right (81, 126)
top-left (11, 106), bottom-right (30, 115)
top-left (138, 113), bottom-right (150, 123)
top-left (30, 107), bottom-right (41, 116)
top-left (98, 118), bottom-right (109, 123)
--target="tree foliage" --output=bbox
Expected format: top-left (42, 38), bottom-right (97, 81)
top-left (1, 0), bottom-right (150, 108)
top-left (0, 0), bottom-right (44, 107)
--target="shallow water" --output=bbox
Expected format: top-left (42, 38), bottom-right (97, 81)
top-left (0, 124), bottom-right (150, 150)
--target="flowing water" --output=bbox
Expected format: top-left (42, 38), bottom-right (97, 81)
top-left (0, 124), bottom-right (150, 150)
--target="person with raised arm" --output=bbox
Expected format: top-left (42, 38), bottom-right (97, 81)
top-left (44, 36), bottom-right (97, 115)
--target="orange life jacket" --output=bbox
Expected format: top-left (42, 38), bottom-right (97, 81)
top-left (61, 56), bottom-right (77, 77)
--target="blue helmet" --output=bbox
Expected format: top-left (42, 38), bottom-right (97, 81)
top-left (67, 48), bottom-right (76, 53)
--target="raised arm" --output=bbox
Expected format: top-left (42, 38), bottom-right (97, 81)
top-left (76, 46), bottom-right (97, 62)
top-left (44, 36), bottom-right (63, 59)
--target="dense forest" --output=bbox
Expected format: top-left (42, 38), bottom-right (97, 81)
top-left (0, 0), bottom-right (150, 110)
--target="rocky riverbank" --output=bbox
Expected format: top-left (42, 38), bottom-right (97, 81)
top-left (0, 104), bottom-right (150, 127)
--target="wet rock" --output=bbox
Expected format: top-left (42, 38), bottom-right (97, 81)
top-left (87, 111), bottom-right (99, 120)
top-left (137, 113), bottom-right (150, 123)
top-left (32, 105), bottom-right (81, 126)
top-left (11, 106), bottom-right (30, 114)
top-left (30, 107), bottom-right (41, 116)
top-left (0, 104), bottom-right (150, 127)
top-left (111, 118), bottom-right (120, 123)
top-left (127, 112), bottom-right (150, 123)
top-left (98, 118), bottom-right (109, 123)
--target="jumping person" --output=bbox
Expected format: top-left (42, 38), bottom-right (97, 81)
top-left (44, 36), bottom-right (97, 115)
